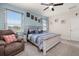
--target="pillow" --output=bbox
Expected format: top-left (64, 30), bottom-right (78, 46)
top-left (35, 30), bottom-right (38, 34)
top-left (3, 34), bottom-right (17, 44)
top-left (28, 29), bottom-right (35, 34)
top-left (37, 29), bottom-right (43, 33)
top-left (38, 30), bottom-right (43, 33)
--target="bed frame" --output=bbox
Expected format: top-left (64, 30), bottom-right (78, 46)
top-left (27, 35), bottom-right (61, 55)
top-left (42, 35), bottom-right (60, 55)
top-left (24, 26), bottom-right (61, 55)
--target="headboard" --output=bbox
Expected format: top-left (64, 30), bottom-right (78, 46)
top-left (24, 26), bottom-right (43, 35)
top-left (24, 26), bottom-right (43, 38)
top-left (28, 26), bottom-right (42, 30)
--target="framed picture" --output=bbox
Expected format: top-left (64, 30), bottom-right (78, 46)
top-left (26, 12), bottom-right (30, 17)
top-left (35, 17), bottom-right (37, 21)
top-left (31, 15), bottom-right (34, 19)
top-left (38, 19), bottom-right (40, 23)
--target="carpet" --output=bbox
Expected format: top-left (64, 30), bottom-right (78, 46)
top-left (16, 42), bottom-right (79, 56)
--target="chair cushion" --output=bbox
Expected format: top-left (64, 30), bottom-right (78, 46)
top-left (5, 42), bottom-right (22, 55)
top-left (3, 34), bottom-right (17, 44)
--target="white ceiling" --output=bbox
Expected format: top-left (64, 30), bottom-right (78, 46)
top-left (10, 3), bottom-right (79, 17)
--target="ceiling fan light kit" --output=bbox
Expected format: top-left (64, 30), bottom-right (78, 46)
top-left (51, 8), bottom-right (54, 11)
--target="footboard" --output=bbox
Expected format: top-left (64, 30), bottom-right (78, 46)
top-left (43, 36), bottom-right (61, 55)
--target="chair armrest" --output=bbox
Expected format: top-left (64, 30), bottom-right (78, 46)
top-left (0, 40), bottom-right (5, 56)
top-left (16, 38), bottom-right (25, 49)
top-left (0, 43), bottom-right (5, 46)
top-left (15, 33), bottom-right (18, 38)
top-left (0, 45), bottom-right (4, 56)
top-left (0, 40), bottom-right (5, 46)
top-left (17, 38), bottom-right (24, 42)
top-left (17, 37), bottom-right (23, 41)
top-left (16, 38), bottom-right (25, 45)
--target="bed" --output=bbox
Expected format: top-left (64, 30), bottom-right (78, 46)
top-left (25, 26), bottom-right (61, 55)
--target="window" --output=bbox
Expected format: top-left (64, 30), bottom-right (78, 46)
top-left (42, 20), bottom-right (47, 31)
top-left (6, 10), bottom-right (22, 32)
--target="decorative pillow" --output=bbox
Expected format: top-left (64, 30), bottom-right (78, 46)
top-left (28, 29), bottom-right (35, 34)
top-left (3, 34), bottom-right (17, 44)
top-left (38, 30), bottom-right (43, 33)
top-left (34, 30), bottom-right (38, 34)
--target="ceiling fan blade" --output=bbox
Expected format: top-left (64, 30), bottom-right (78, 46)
top-left (41, 3), bottom-right (49, 6)
top-left (43, 7), bottom-right (49, 11)
top-left (53, 3), bottom-right (63, 6)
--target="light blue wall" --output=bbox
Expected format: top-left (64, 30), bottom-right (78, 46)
top-left (0, 8), bottom-right (6, 30)
top-left (24, 11), bottom-right (43, 27)
top-left (0, 11), bottom-right (5, 30)
top-left (0, 3), bottom-right (48, 31)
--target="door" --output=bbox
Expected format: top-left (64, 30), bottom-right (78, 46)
top-left (62, 19), bottom-right (71, 40)
top-left (71, 16), bottom-right (79, 41)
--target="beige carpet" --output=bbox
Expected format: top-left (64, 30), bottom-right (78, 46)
top-left (16, 41), bottom-right (79, 56)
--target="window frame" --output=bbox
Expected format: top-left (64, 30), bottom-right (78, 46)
top-left (6, 9), bottom-right (23, 32)
top-left (42, 19), bottom-right (48, 31)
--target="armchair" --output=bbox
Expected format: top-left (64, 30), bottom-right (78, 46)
top-left (0, 30), bottom-right (25, 56)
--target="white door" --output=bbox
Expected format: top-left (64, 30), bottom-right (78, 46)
top-left (60, 19), bottom-right (71, 40)
top-left (71, 16), bottom-right (79, 41)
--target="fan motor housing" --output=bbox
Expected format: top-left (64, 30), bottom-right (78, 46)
top-left (52, 8), bottom-right (54, 11)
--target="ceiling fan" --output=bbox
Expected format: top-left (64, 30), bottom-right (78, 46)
top-left (41, 3), bottom-right (64, 11)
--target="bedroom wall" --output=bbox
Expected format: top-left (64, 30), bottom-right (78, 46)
top-left (49, 9), bottom-right (79, 40)
top-left (24, 11), bottom-right (43, 27)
